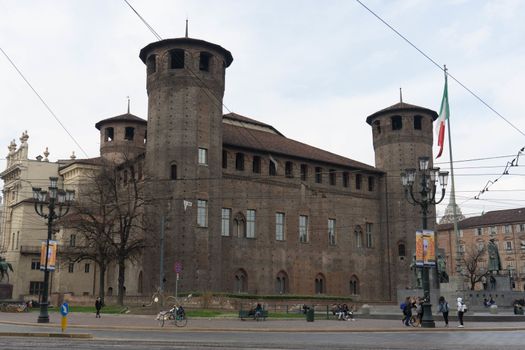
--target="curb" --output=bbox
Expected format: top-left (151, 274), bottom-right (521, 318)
top-left (2, 320), bottom-right (525, 333)
top-left (0, 331), bottom-right (92, 338)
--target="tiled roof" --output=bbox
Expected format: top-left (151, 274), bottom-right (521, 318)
top-left (223, 113), bottom-right (284, 136)
top-left (437, 207), bottom-right (525, 230)
top-left (366, 102), bottom-right (438, 125)
top-left (223, 120), bottom-right (379, 172)
top-left (95, 113), bottom-right (147, 130)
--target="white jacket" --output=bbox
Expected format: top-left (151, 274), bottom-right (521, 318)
top-left (457, 297), bottom-right (466, 312)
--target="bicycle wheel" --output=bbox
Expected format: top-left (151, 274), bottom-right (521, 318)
top-left (157, 313), bottom-right (166, 327)
top-left (175, 314), bottom-right (187, 327)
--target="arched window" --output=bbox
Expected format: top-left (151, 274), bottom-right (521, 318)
top-left (125, 127), bottom-right (135, 141)
top-left (107, 287), bottom-right (113, 296)
top-left (234, 212), bottom-right (246, 238)
top-left (170, 164), bottom-right (177, 180)
top-left (234, 269), bottom-right (248, 293)
top-left (354, 225), bottom-right (363, 248)
top-left (276, 271), bottom-right (288, 294)
top-left (315, 273), bottom-right (325, 294)
top-left (398, 243), bottom-right (406, 258)
top-left (349, 275), bottom-right (359, 295)
top-left (105, 127), bottom-right (114, 142)
top-left (170, 49), bottom-right (185, 69)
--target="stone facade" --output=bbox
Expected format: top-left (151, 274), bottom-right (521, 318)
top-left (437, 207), bottom-right (525, 291)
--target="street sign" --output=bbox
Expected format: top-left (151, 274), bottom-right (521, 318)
top-left (174, 262), bottom-right (182, 273)
top-left (60, 302), bottom-right (69, 316)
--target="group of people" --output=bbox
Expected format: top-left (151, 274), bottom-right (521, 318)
top-left (401, 296), bottom-right (467, 328)
top-left (400, 296), bottom-right (424, 327)
top-left (331, 303), bottom-right (355, 321)
top-left (483, 296), bottom-right (496, 307)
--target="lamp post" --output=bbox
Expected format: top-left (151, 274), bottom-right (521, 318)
top-left (401, 156), bottom-right (449, 328)
top-left (32, 177), bottom-right (74, 323)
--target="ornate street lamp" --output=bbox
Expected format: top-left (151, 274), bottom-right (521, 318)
top-left (32, 177), bottom-right (74, 323)
top-left (400, 156), bottom-right (449, 328)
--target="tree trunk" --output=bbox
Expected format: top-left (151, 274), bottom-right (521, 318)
top-left (117, 259), bottom-right (126, 306)
top-left (98, 263), bottom-right (106, 305)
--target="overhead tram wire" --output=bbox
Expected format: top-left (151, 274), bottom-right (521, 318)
top-left (354, 0), bottom-right (525, 138)
top-left (0, 47), bottom-right (89, 158)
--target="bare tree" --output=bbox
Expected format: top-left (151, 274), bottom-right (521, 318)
top-left (459, 244), bottom-right (489, 290)
top-left (62, 158), bottom-right (146, 305)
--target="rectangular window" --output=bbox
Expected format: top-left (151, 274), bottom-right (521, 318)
top-left (236, 153), bottom-right (244, 171)
top-left (343, 172), bottom-right (349, 188)
top-left (504, 225), bottom-right (511, 234)
top-left (366, 223), bottom-right (373, 248)
top-left (170, 49), bottom-right (185, 69)
top-left (85, 263), bottom-right (90, 273)
top-left (458, 229), bottom-right (464, 237)
top-left (300, 164), bottom-right (308, 181)
top-left (253, 156), bottom-right (261, 173)
top-left (199, 52), bottom-right (211, 71)
top-left (222, 150), bottom-right (228, 169)
top-left (31, 260), bottom-right (40, 270)
top-left (328, 218), bottom-right (336, 245)
top-left (269, 159), bottom-right (277, 176)
top-left (285, 162), bottom-right (293, 178)
top-left (506, 241), bottom-right (512, 251)
top-left (105, 127), bottom-right (114, 142)
top-left (246, 209), bottom-right (256, 238)
top-left (29, 281), bottom-right (44, 296)
top-left (275, 212), bottom-right (285, 241)
top-left (490, 226), bottom-right (497, 235)
top-left (476, 228), bottom-right (482, 236)
top-left (68, 263), bottom-right (74, 273)
top-left (414, 115), bottom-right (422, 130)
top-left (70, 234), bottom-right (76, 247)
top-left (197, 200), bottom-right (208, 227)
top-left (125, 127), bottom-right (135, 141)
top-left (459, 244), bottom-right (465, 253)
top-left (517, 224), bottom-right (525, 232)
top-left (368, 176), bottom-right (374, 191)
top-left (329, 169), bottom-right (336, 185)
top-left (356, 174), bottom-right (362, 190)
top-left (299, 215), bottom-right (309, 243)
top-left (221, 208), bottom-right (231, 236)
top-left (315, 167), bottom-right (322, 183)
top-left (198, 148), bottom-right (208, 165)
top-left (391, 115), bottom-right (402, 130)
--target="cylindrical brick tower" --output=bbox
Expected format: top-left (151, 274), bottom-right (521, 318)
top-left (366, 102), bottom-right (438, 296)
top-left (139, 38), bottom-right (233, 294)
top-left (95, 113), bottom-right (147, 163)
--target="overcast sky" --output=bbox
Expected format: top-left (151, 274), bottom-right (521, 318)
top-left (1, 0), bottom-right (524, 219)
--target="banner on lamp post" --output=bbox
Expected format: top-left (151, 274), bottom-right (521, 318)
top-left (415, 230), bottom-right (436, 267)
top-left (40, 240), bottom-right (58, 271)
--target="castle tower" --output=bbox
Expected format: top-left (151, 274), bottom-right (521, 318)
top-left (366, 102), bottom-right (438, 294)
top-left (95, 113), bottom-right (147, 163)
top-left (139, 38), bottom-right (233, 293)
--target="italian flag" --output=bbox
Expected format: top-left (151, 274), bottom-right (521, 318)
top-left (435, 75), bottom-right (449, 158)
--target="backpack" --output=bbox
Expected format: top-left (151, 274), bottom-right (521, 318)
top-left (462, 303), bottom-right (467, 313)
top-left (400, 302), bottom-right (406, 310)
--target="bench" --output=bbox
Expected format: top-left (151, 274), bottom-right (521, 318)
top-left (239, 309), bottom-right (268, 321)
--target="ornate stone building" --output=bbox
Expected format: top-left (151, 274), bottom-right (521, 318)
top-left (1, 35), bottom-right (440, 301)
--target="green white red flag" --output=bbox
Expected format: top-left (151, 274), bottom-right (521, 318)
top-left (435, 74), bottom-right (449, 158)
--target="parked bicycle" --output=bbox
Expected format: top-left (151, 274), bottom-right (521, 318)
top-left (156, 305), bottom-right (187, 327)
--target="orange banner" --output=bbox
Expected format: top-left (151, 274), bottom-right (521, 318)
top-left (40, 240), bottom-right (57, 271)
top-left (415, 230), bottom-right (436, 267)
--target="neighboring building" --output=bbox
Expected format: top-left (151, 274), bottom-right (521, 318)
top-left (1, 35), bottom-right (441, 301)
top-left (437, 207), bottom-right (525, 291)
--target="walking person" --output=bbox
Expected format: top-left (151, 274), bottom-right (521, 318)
top-left (438, 296), bottom-right (449, 327)
top-left (456, 297), bottom-right (466, 328)
top-left (95, 297), bottom-right (102, 318)
top-left (401, 296), bottom-right (412, 326)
